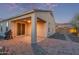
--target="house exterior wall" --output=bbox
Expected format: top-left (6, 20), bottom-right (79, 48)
top-left (0, 10), bottom-right (56, 39)
top-left (9, 12), bottom-right (49, 38)
top-left (37, 21), bottom-right (46, 37)
top-left (36, 12), bottom-right (56, 37)
top-left (27, 21), bottom-right (46, 37)
top-left (27, 23), bottom-right (31, 36)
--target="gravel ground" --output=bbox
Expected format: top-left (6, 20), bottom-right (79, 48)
top-left (48, 32), bottom-right (66, 40)
top-left (38, 38), bottom-right (79, 55)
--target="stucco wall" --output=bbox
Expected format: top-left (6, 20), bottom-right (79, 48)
top-left (36, 12), bottom-right (56, 37)
top-left (27, 21), bottom-right (46, 37)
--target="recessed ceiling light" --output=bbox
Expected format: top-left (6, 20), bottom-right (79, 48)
top-left (27, 20), bottom-right (31, 23)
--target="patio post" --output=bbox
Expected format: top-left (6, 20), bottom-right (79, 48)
top-left (31, 13), bottom-right (37, 44)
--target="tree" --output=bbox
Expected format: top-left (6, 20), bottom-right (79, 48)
top-left (70, 14), bottom-right (79, 36)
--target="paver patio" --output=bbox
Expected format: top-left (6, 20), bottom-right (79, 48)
top-left (0, 36), bottom-right (46, 55)
top-left (0, 36), bottom-right (34, 54)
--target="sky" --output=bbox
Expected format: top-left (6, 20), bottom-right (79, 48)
top-left (0, 3), bottom-right (79, 23)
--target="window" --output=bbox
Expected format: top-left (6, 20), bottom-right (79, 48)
top-left (22, 24), bottom-right (25, 35)
top-left (6, 22), bottom-right (8, 27)
top-left (48, 22), bottom-right (50, 32)
top-left (17, 23), bottom-right (25, 35)
top-left (17, 23), bottom-right (21, 35)
top-left (0, 23), bottom-right (2, 32)
top-left (1, 26), bottom-right (2, 32)
top-left (48, 27), bottom-right (50, 32)
top-left (6, 27), bottom-right (8, 32)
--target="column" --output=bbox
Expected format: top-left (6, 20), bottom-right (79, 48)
top-left (31, 13), bottom-right (37, 44)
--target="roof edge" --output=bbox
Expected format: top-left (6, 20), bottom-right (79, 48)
top-left (0, 9), bottom-right (52, 22)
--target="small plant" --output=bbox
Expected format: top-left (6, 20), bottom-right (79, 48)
top-left (0, 46), bottom-right (13, 55)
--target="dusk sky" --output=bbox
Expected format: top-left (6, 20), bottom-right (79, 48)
top-left (0, 3), bottom-right (79, 23)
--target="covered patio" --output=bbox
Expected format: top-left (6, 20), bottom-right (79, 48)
top-left (0, 9), bottom-right (56, 44)
top-left (10, 16), bottom-right (47, 44)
